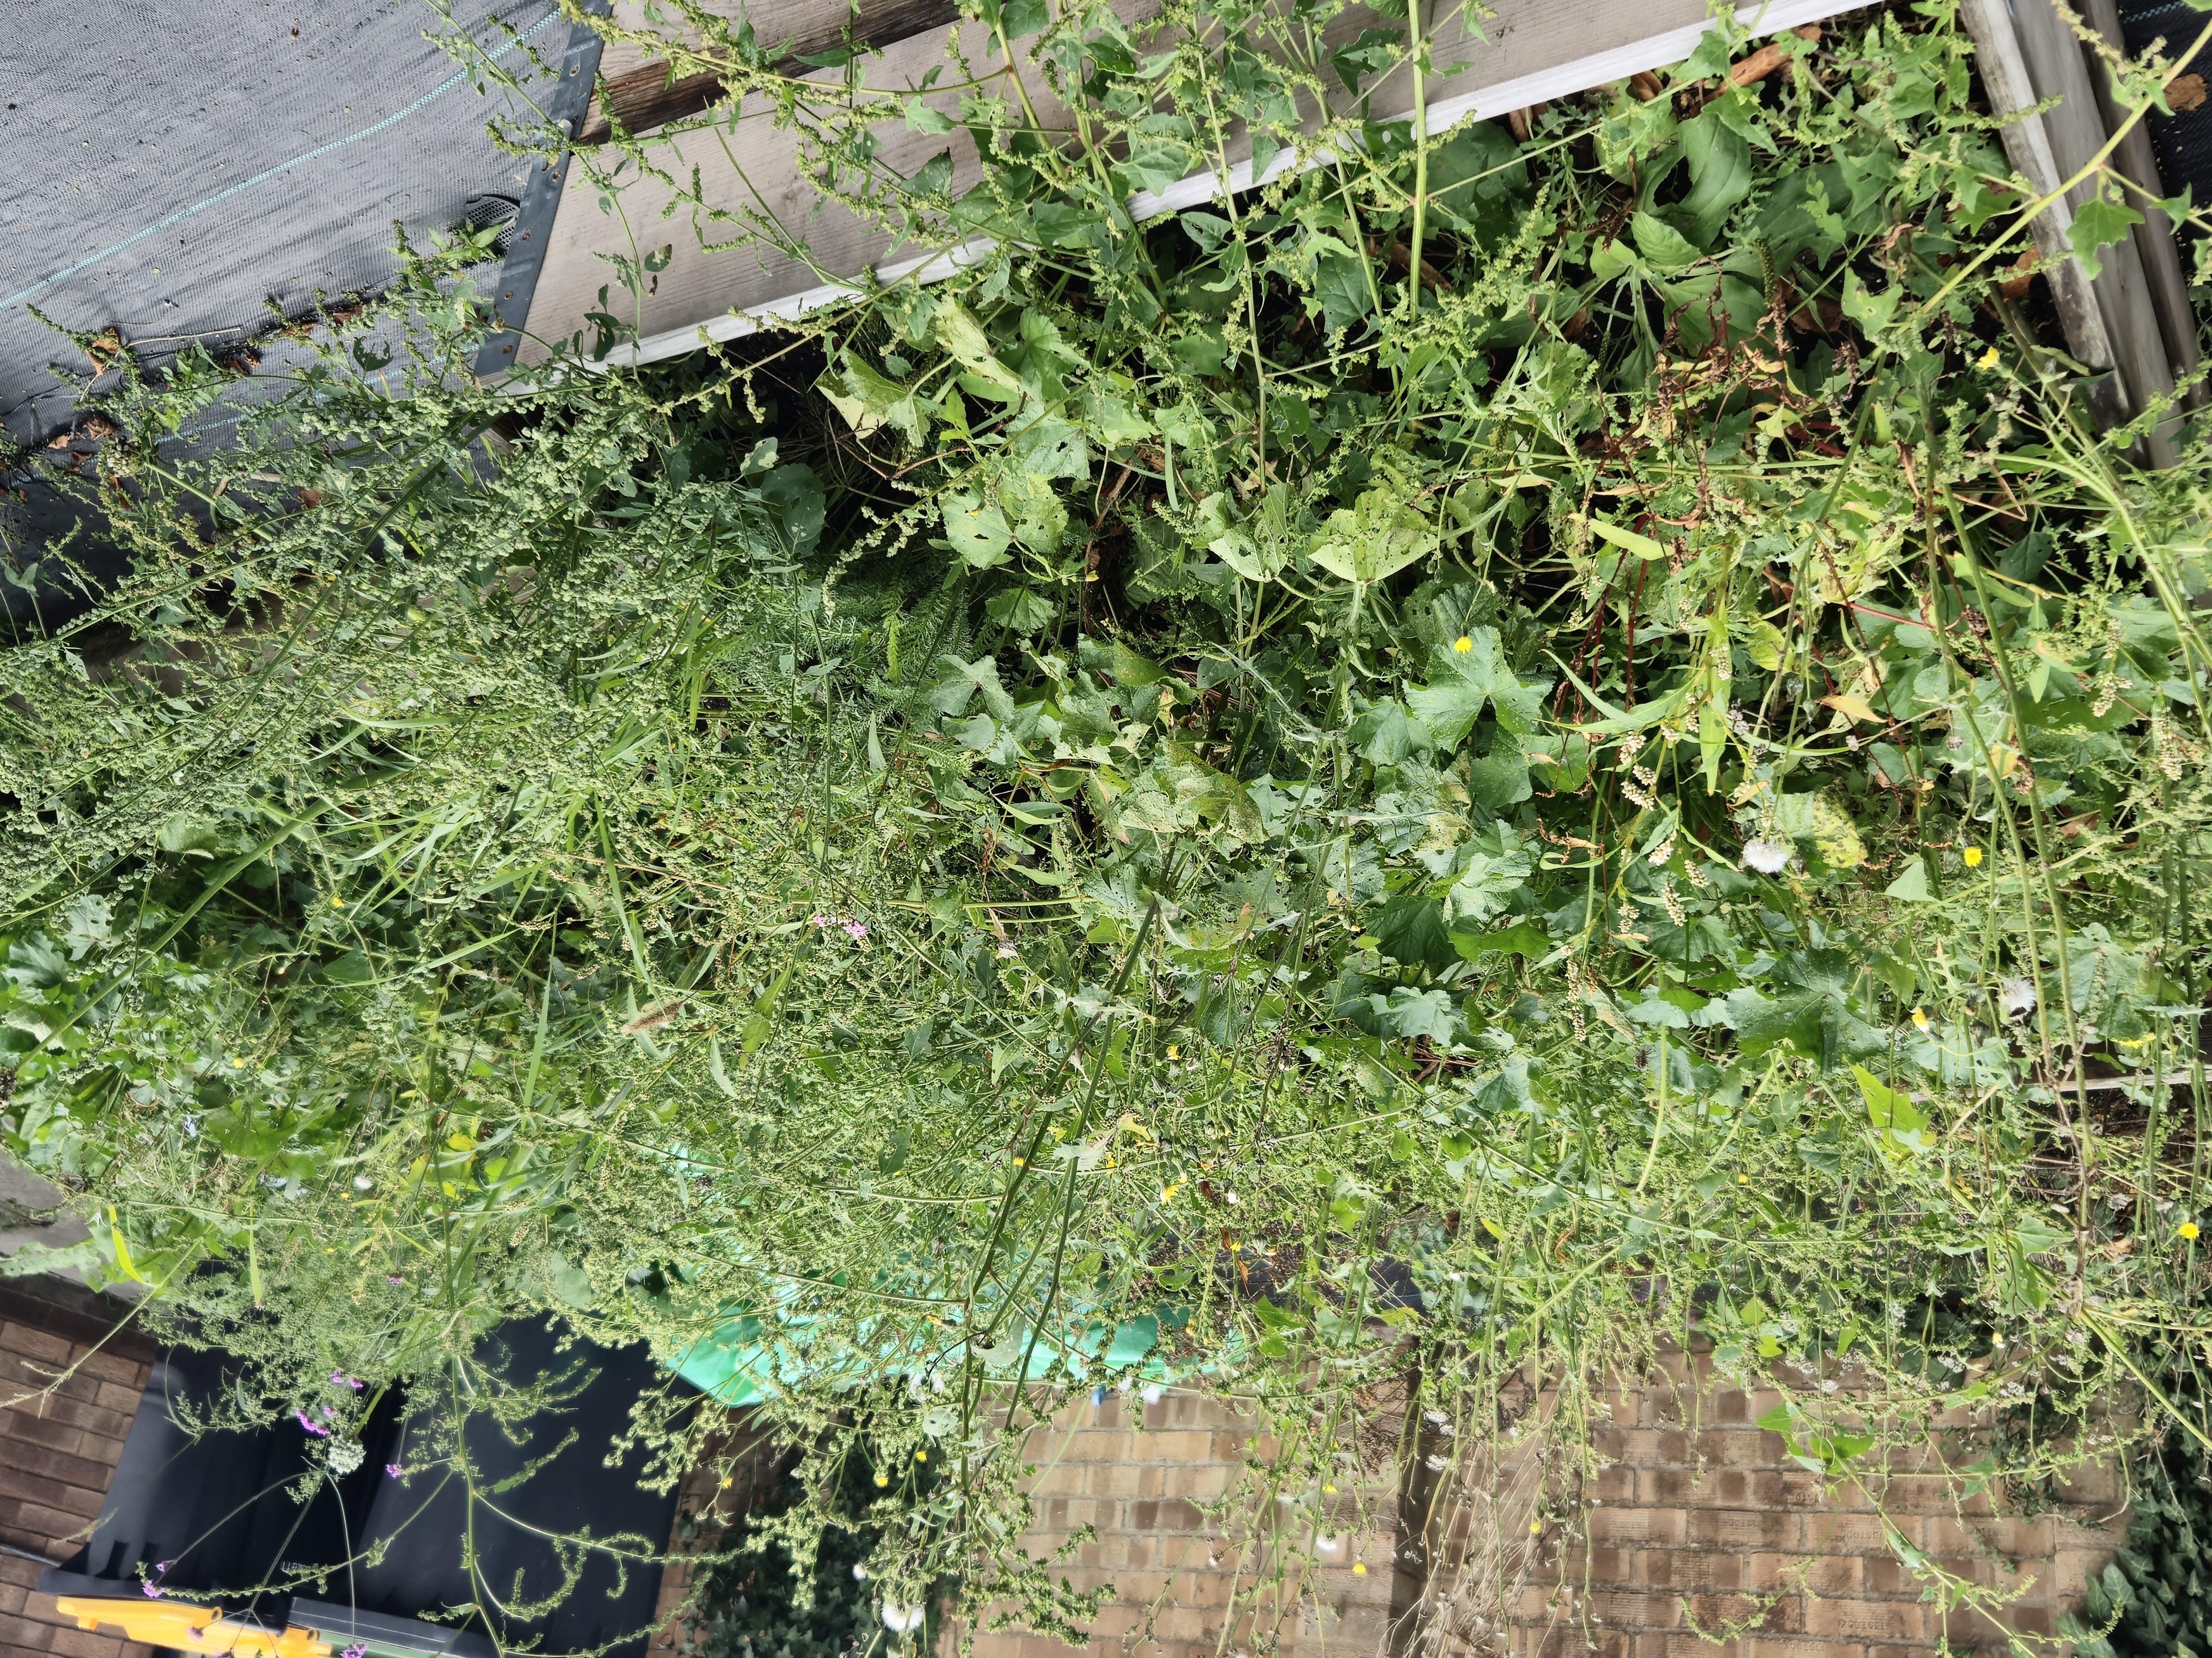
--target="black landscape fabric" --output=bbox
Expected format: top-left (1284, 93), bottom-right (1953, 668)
top-left (0, 0), bottom-right (559, 451)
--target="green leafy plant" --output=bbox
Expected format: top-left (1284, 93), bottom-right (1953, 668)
top-left (7, 0), bottom-right (2212, 1649)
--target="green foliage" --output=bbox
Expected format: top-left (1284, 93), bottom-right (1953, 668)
top-left (7, 0), bottom-right (2212, 1647)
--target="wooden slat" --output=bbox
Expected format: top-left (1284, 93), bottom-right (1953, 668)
top-left (575, 0), bottom-right (964, 142)
top-left (518, 0), bottom-right (1852, 370)
top-left (2005, 0), bottom-right (2180, 463)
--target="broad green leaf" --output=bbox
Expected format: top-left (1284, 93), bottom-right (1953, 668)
top-left (904, 99), bottom-right (957, 134)
top-left (943, 492), bottom-right (1013, 567)
top-left (1348, 697), bottom-right (1426, 763)
top-left (1589, 517), bottom-right (1667, 560)
top-left (2069, 195), bottom-right (2144, 284)
top-left (1679, 107), bottom-right (1752, 247)
top-left (1841, 268), bottom-right (1900, 336)
top-left (1882, 858), bottom-right (1932, 901)
top-left (1449, 920), bottom-right (1549, 961)
top-left (1314, 250), bottom-right (1373, 336)
top-left (1630, 211), bottom-right (1702, 273)
top-left (1372, 893), bottom-right (1455, 970)
top-left (1854, 1063), bottom-right (1929, 1157)
top-left (1308, 486), bottom-right (1439, 584)
top-left (1589, 238), bottom-right (1639, 281)
top-left (1772, 790), bottom-right (1865, 869)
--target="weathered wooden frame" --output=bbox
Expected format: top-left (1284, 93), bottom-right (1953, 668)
top-left (502, 0), bottom-right (1854, 371)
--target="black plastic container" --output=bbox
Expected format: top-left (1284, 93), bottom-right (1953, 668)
top-left (40, 1319), bottom-right (683, 1658)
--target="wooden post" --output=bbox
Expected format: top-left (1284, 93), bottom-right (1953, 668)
top-left (2079, 0), bottom-right (2206, 413)
top-left (1962, 0), bottom-right (2184, 465)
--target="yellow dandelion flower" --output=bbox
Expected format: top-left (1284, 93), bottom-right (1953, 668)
top-left (1737, 1173), bottom-right (1749, 1185)
top-left (1912, 1007), bottom-right (1930, 1030)
top-left (916, 1450), bottom-right (928, 1461)
top-left (875, 1472), bottom-right (891, 1487)
top-left (1352, 1562), bottom-right (1368, 1575)
top-left (2182, 1221), bottom-right (2200, 1241)
top-left (1167, 1044), bottom-right (1179, 1059)
top-left (1324, 1484), bottom-right (1337, 1494)
top-left (1529, 1521), bottom-right (1543, 1535)
top-left (231, 1056), bottom-right (245, 1068)
top-left (1977, 345), bottom-right (2001, 369)
top-left (1162, 1183), bottom-right (1180, 1201)
top-left (1963, 845), bottom-right (1983, 868)
top-left (331, 897), bottom-right (344, 907)
top-left (1453, 635), bottom-right (1474, 654)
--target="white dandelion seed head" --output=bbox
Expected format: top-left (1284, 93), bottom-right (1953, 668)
top-left (2000, 977), bottom-right (2037, 1019)
top-left (882, 1603), bottom-right (924, 1634)
top-left (1742, 839), bottom-right (1792, 875)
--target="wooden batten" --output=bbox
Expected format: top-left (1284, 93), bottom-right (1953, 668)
top-left (1958, 0), bottom-right (2198, 465)
top-left (511, 0), bottom-right (1857, 372)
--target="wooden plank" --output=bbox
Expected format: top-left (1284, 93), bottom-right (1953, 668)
top-left (2001, 0), bottom-right (2178, 461)
top-left (517, 0), bottom-right (1853, 371)
top-left (2081, 0), bottom-right (2205, 412)
top-left (575, 0), bottom-right (965, 142)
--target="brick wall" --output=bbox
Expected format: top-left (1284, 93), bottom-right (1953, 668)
top-left (852, 1356), bottom-right (2116, 1658)
top-left (1412, 1352), bottom-right (2120, 1658)
top-left (953, 1385), bottom-right (1401, 1658)
top-left (0, 1275), bottom-right (156, 1658)
top-left (646, 1410), bottom-right (790, 1658)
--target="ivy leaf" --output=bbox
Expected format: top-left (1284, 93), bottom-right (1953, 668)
top-left (2069, 195), bottom-right (2144, 283)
